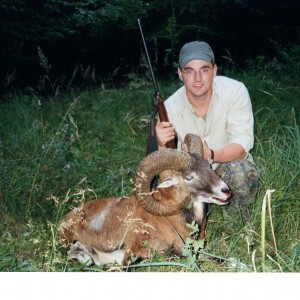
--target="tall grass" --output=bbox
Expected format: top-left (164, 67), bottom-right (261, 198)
top-left (0, 71), bottom-right (299, 272)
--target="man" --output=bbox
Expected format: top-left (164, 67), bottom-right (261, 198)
top-left (155, 41), bottom-right (259, 221)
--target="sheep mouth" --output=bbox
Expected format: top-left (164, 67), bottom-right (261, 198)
top-left (212, 197), bottom-right (230, 204)
top-left (212, 190), bottom-right (231, 204)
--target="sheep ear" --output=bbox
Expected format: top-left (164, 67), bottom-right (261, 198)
top-left (157, 177), bottom-right (179, 189)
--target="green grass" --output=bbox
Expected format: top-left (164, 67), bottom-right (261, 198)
top-left (0, 71), bottom-right (299, 272)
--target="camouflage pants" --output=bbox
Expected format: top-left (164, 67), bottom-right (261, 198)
top-left (215, 159), bottom-right (260, 220)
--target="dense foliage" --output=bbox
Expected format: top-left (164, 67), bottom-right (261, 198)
top-left (1, 0), bottom-right (300, 91)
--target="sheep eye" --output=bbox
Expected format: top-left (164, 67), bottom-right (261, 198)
top-left (185, 175), bottom-right (194, 181)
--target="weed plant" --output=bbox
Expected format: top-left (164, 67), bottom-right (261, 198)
top-left (0, 68), bottom-right (299, 272)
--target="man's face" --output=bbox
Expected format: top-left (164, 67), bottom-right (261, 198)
top-left (178, 59), bottom-right (217, 100)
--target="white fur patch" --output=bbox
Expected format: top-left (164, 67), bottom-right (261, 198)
top-left (68, 241), bottom-right (94, 266)
top-left (193, 202), bottom-right (205, 221)
top-left (68, 241), bottom-right (124, 266)
top-left (90, 198), bottom-right (122, 231)
top-left (92, 248), bottom-right (124, 265)
top-left (194, 180), bottom-right (230, 205)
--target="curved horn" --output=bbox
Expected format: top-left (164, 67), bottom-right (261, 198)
top-left (183, 134), bottom-right (204, 157)
top-left (133, 148), bottom-right (191, 216)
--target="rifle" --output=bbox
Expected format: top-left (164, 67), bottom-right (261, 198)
top-left (137, 19), bottom-right (177, 154)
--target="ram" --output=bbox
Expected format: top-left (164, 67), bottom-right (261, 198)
top-left (59, 134), bottom-right (231, 266)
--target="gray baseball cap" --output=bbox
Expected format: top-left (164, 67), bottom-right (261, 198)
top-left (179, 41), bottom-right (215, 68)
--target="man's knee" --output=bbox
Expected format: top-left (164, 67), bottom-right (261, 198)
top-left (215, 159), bottom-right (260, 208)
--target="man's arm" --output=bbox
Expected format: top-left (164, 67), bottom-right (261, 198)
top-left (201, 140), bottom-right (247, 162)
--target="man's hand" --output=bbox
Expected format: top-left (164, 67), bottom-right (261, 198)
top-left (181, 135), bottom-right (211, 158)
top-left (155, 119), bottom-right (176, 149)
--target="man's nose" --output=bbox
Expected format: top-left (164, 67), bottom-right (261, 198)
top-left (194, 70), bottom-right (202, 80)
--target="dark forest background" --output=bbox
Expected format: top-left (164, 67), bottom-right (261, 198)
top-left (1, 0), bottom-right (300, 274)
top-left (1, 0), bottom-right (300, 93)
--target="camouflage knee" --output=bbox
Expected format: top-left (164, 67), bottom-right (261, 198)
top-left (215, 159), bottom-right (260, 209)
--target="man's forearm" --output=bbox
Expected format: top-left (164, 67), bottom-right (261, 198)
top-left (213, 143), bottom-right (247, 163)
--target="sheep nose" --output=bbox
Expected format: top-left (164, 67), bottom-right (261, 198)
top-left (222, 188), bottom-right (231, 198)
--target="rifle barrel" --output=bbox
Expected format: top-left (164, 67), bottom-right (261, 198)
top-left (137, 19), bottom-right (159, 93)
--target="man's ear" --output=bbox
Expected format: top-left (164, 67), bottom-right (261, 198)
top-left (178, 67), bottom-right (183, 81)
top-left (157, 177), bottom-right (179, 188)
top-left (213, 63), bottom-right (218, 77)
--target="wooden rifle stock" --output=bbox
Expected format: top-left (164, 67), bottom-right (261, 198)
top-left (138, 19), bottom-right (177, 154)
top-left (154, 92), bottom-right (176, 149)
